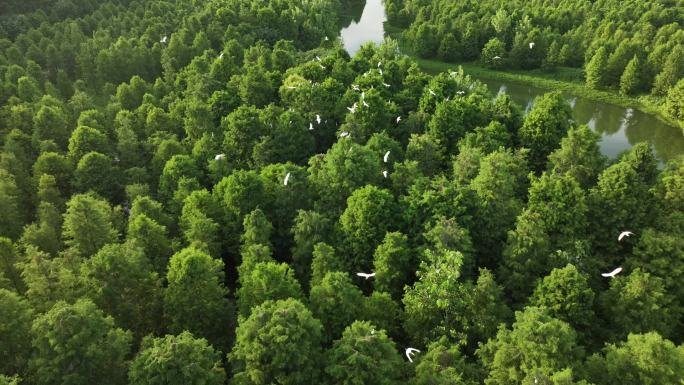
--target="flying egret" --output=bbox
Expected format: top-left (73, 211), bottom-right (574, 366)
top-left (324, 36), bottom-right (329, 41)
top-left (340, 131), bottom-right (350, 138)
top-left (396, 116), bottom-right (401, 123)
top-left (319, 63), bottom-right (326, 69)
top-left (493, 55), bottom-right (501, 60)
top-left (347, 103), bottom-right (357, 113)
top-left (160, 35), bottom-right (168, 44)
top-left (379, 68), bottom-right (383, 75)
top-left (309, 122), bottom-right (314, 130)
top-left (361, 91), bottom-right (365, 99)
top-left (405, 348), bottom-right (421, 362)
top-left (283, 172), bottom-right (291, 186)
top-left (219, 52), bottom-right (224, 59)
top-left (601, 267), bottom-right (623, 278)
top-left (378, 61), bottom-right (382, 67)
top-left (214, 154), bottom-right (226, 161)
top-left (382, 170), bottom-right (388, 178)
top-left (356, 272), bottom-right (375, 279)
top-left (286, 86), bottom-right (297, 89)
top-left (429, 89), bottom-right (436, 96)
top-left (383, 82), bottom-right (391, 88)
top-left (456, 90), bottom-right (466, 96)
top-left (316, 55), bottom-right (321, 62)
top-left (352, 84), bottom-right (360, 91)
top-left (618, 231), bottom-right (634, 242)
top-left (383, 150), bottom-right (391, 163)
top-left (529, 42), bottom-right (535, 49)
top-left (316, 114), bottom-right (321, 124)
top-left (363, 100), bottom-right (369, 107)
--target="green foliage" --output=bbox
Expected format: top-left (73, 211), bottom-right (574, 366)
top-left (80, 243), bottom-right (163, 340)
top-left (411, 337), bottom-right (477, 385)
top-left (129, 331), bottom-right (226, 385)
top-left (0, 288), bottom-right (33, 375)
top-left (229, 299), bottom-right (323, 385)
top-left (585, 47), bottom-right (609, 90)
top-left (29, 299), bottom-right (132, 385)
top-left (237, 261), bottom-right (303, 318)
top-left (584, 332), bottom-right (684, 385)
top-left (373, 232), bottom-right (413, 300)
top-left (324, 321), bottom-right (404, 385)
top-left (309, 271), bottom-right (364, 342)
top-left (164, 247), bottom-right (234, 351)
top-left (62, 193), bottom-right (117, 257)
top-left (518, 92), bottom-right (573, 171)
top-left (477, 306), bottom-right (582, 385)
top-left (340, 185), bottom-right (397, 272)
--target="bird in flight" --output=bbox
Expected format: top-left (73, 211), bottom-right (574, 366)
top-left (405, 348), bottom-right (421, 362)
top-left (383, 82), bottom-right (391, 88)
top-left (340, 131), bottom-right (350, 138)
top-left (160, 35), bottom-right (168, 44)
top-left (456, 90), bottom-right (466, 96)
top-left (219, 52), bottom-right (224, 59)
top-left (601, 267), bottom-right (623, 278)
top-left (214, 154), bottom-right (226, 161)
top-left (362, 100), bottom-right (369, 107)
top-left (383, 150), bottom-right (391, 163)
top-left (283, 172), bottom-right (291, 186)
top-left (309, 122), bottom-right (314, 130)
top-left (618, 231), bottom-right (634, 241)
top-left (324, 36), bottom-right (329, 41)
top-left (316, 114), bottom-right (321, 125)
top-left (382, 170), bottom-right (388, 178)
top-left (347, 103), bottom-right (357, 113)
top-left (378, 61), bottom-right (382, 68)
top-left (316, 55), bottom-right (321, 62)
top-left (493, 55), bottom-right (501, 60)
top-left (352, 84), bottom-right (360, 91)
top-left (529, 42), bottom-right (535, 49)
top-left (429, 89), bottom-right (436, 96)
top-left (356, 272), bottom-right (375, 279)
top-left (396, 116), bottom-right (401, 123)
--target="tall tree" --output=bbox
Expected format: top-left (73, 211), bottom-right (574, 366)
top-left (62, 193), bottom-right (117, 257)
top-left (324, 321), bottom-right (404, 385)
top-left (586, 47), bottom-right (609, 89)
top-left (128, 331), bottom-right (226, 385)
top-left (309, 271), bottom-right (364, 342)
top-left (29, 299), bottom-right (132, 385)
top-left (164, 247), bottom-right (234, 352)
top-left (229, 299), bottom-right (324, 385)
top-left (0, 288), bottom-right (33, 375)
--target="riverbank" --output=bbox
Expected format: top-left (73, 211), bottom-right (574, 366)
top-left (385, 25), bottom-right (682, 130)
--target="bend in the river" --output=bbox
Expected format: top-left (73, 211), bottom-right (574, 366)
top-left (338, 0), bottom-right (684, 162)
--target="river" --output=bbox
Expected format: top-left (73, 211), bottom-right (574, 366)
top-left (337, 0), bottom-right (684, 162)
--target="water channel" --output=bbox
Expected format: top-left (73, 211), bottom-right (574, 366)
top-left (338, 0), bottom-right (684, 162)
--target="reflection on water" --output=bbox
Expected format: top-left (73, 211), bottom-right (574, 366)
top-left (340, 0), bottom-right (387, 56)
top-left (337, 1), bottom-right (684, 162)
top-left (476, 78), bottom-right (684, 162)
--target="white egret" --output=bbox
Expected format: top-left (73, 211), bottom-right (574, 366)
top-left (309, 122), bottom-right (314, 130)
top-left (340, 131), bottom-right (350, 138)
top-left (352, 84), bottom-right (360, 91)
top-left (456, 90), bottom-right (466, 96)
top-left (283, 172), bottom-right (291, 186)
top-left (347, 103), bottom-right (357, 113)
top-left (382, 170), bottom-right (388, 178)
top-left (378, 61), bottom-right (382, 67)
top-left (363, 100), bottom-right (369, 107)
top-left (361, 91), bottom-right (365, 99)
top-left (601, 267), bottom-right (623, 278)
top-left (324, 36), bottom-right (329, 41)
top-left (219, 52), bottom-right (224, 59)
top-left (383, 150), bottom-right (391, 163)
top-left (319, 63), bottom-right (326, 69)
top-left (383, 82), bottom-right (390, 88)
top-left (214, 154), bottom-right (226, 161)
top-left (379, 68), bottom-right (383, 76)
top-left (429, 89), bottom-right (436, 96)
top-left (529, 42), bottom-right (535, 49)
top-left (405, 348), bottom-right (421, 362)
top-left (316, 114), bottom-right (321, 124)
top-left (286, 86), bottom-right (296, 89)
top-left (618, 231), bottom-right (634, 242)
top-left (356, 272), bottom-right (375, 279)
top-left (316, 55), bottom-right (321, 62)
top-left (493, 55), bottom-right (501, 60)
top-left (396, 116), bottom-right (401, 123)
top-left (160, 35), bottom-right (167, 44)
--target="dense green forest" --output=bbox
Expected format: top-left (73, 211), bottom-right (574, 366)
top-left (385, 0), bottom-right (684, 124)
top-left (0, 0), bottom-right (683, 384)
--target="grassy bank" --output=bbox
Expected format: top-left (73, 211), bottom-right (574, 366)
top-left (385, 24), bottom-right (682, 130)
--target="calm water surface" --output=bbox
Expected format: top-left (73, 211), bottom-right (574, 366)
top-left (338, 0), bottom-right (684, 162)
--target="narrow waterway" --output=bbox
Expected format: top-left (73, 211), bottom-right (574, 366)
top-left (338, 0), bottom-right (684, 162)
